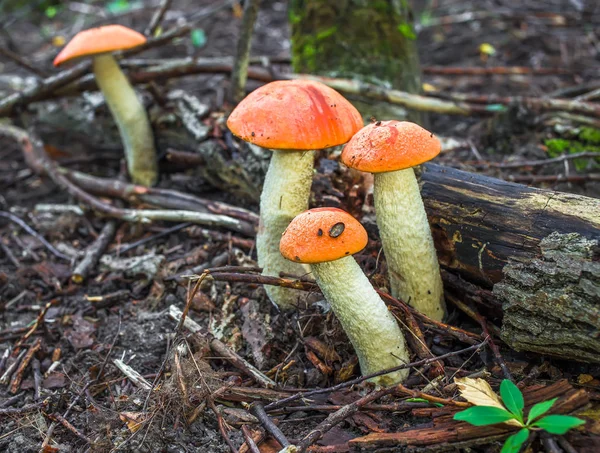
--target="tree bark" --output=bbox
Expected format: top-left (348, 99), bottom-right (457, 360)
top-left (289, 0), bottom-right (422, 120)
top-left (420, 163), bottom-right (600, 286)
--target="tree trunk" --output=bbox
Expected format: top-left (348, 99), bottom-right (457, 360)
top-left (289, 0), bottom-right (422, 120)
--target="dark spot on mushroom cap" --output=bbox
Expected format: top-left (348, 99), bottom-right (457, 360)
top-left (317, 228), bottom-right (323, 236)
top-left (345, 251), bottom-right (349, 255)
top-left (295, 256), bottom-right (301, 261)
top-left (376, 121), bottom-right (381, 126)
top-left (329, 222), bottom-right (345, 238)
top-left (251, 131), bottom-right (255, 137)
top-left (427, 290), bottom-right (431, 294)
top-left (430, 133), bottom-right (433, 138)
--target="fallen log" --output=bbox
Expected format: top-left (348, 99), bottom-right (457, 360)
top-left (421, 163), bottom-right (599, 286)
top-left (420, 164), bottom-right (600, 362)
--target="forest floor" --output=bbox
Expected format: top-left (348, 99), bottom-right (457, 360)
top-left (0, 0), bottom-right (599, 452)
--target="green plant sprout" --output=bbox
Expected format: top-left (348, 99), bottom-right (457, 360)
top-left (454, 380), bottom-right (585, 453)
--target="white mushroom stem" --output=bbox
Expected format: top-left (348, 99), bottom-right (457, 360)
top-left (257, 150), bottom-right (314, 309)
top-left (312, 256), bottom-right (409, 385)
top-left (373, 168), bottom-right (446, 321)
top-left (92, 54), bottom-right (158, 187)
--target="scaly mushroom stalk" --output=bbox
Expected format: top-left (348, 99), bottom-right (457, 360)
top-left (374, 168), bottom-right (445, 321)
top-left (93, 54), bottom-right (158, 187)
top-left (280, 207), bottom-right (410, 385)
top-left (257, 150), bottom-right (314, 308)
top-left (312, 257), bottom-right (409, 385)
top-left (341, 121), bottom-right (446, 321)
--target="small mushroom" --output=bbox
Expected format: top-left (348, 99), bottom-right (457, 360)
top-left (280, 207), bottom-right (409, 385)
top-left (341, 121), bottom-right (446, 320)
top-left (227, 80), bottom-right (363, 309)
top-left (54, 25), bottom-right (158, 187)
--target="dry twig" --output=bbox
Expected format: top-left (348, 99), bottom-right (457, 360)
top-left (230, 0), bottom-right (262, 103)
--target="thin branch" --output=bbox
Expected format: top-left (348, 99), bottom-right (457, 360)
top-left (479, 151), bottom-right (600, 169)
top-left (72, 220), bottom-right (117, 283)
top-left (0, 46), bottom-right (48, 77)
top-left (145, 0), bottom-right (174, 36)
top-left (230, 0), bottom-right (262, 103)
top-left (423, 66), bottom-right (568, 76)
top-left (0, 211), bottom-right (71, 261)
top-left (249, 403), bottom-right (291, 448)
top-left (0, 125), bottom-right (255, 235)
top-left (296, 385), bottom-right (397, 452)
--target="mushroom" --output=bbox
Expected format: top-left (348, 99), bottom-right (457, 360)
top-left (341, 121), bottom-right (446, 321)
top-left (54, 25), bottom-right (158, 187)
top-left (280, 207), bottom-right (409, 385)
top-left (227, 80), bottom-right (363, 309)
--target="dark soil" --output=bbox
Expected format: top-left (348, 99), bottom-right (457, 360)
top-left (0, 1), bottom-right (599, 452)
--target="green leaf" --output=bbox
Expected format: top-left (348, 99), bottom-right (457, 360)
top-left (526, 398), bottom-right (557, 425)
top-left (406, 398), bottom-right (443, 407)
top-left (397, 23), bottom-right (416, 40)
top-left (45, 5), bottom-right (58, 18)
top-left (532, 415), bottom-right (585, 434)
top-left (486, 104), bottom-right (507, 112)
top-left (500, 380), bottom-right (524, 422)
top-left (107, 0), bottom-right (130, 14)
top-left (501, 428), bottom-right (530, 453)
top-left (454, 406), bottom-right (519, 427)
top-left (191, 29), bottom-right (207, 48)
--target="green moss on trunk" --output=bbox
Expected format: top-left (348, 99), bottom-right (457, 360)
top-left (290, 0), bottom-right (421, 94)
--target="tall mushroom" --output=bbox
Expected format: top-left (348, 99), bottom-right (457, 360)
top-left (54, 25), bottom-right (158, 187)
top-left (280, 208), bottom-right (409, 385)
top-left (227, 80), bottom-right (363, 309)
top-left (341, 121), bottom-right (446, 321)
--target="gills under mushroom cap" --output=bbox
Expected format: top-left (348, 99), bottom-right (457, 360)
top-left (280, 207), bottom-right (368, 264)
top-left (53, 25), bottom-right (147, 66)
top-left (341, 121), bottom-right (441, 173)
top-left (227, 80), bottom-right (363, 150)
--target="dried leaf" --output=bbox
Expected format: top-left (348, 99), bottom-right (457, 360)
top-left (454, 377), bottom-right (505, 409)
top-left (454, 377), bottom-right (522, 427)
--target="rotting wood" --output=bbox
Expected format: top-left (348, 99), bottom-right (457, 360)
top-left (420, 164), bottom-right (599, 362)
top-left (348, 380), bottom-right (588, 451)
top-left (494, 232), bottom-right (600, 362)
top-left (420, 163), bottom-right (600, 287)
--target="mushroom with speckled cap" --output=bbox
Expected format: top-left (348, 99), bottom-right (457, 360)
top-left (280, 207), bottom-right (409, 385)
top-left (341, 121), bottom-right (446, 321)
top-left (227, 80), bottom-right (363, 310)
top-left (54, 25), bottom-right (158, 187)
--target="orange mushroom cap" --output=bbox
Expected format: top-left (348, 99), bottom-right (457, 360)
top-left (53, 25), bottom-right (146, 66)
top-left (341, 121), bottom-right (441, 173)
top-left (227, 80), bottom-right (364, 150)
top-left (280, 208), bottom-right (368, 264)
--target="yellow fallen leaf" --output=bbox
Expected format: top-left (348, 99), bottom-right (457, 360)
top-left (52, 36), bottom-right (66, 47)
top-left (479, 43), bottom-right (496, 56)
top-left (578, 374), bottom-right (594, 385)
top-left (455, 377), bottom-right (522, 427)
top-left (119, 411), bottom-right (148, 433)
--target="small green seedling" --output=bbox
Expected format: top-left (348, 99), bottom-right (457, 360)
top-left (454, 379), bottom-right (585, 453)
